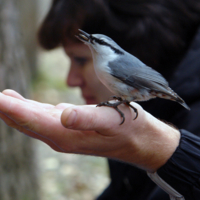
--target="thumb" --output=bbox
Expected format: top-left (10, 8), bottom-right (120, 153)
top-left (61, 103), bottom-right (141, 131)
top-left (61, 105), bottom-right (125, 131)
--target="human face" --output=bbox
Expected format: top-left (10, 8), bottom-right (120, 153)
top-left (64, 43), bottom-right (113, 104)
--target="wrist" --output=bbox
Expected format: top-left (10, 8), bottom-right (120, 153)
top-left (128, 111), bottom-right (180, 172)
top-left (142, 112), bottom-right (180, 172)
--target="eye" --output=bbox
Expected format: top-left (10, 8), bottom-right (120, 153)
top-left (91, 37), bottom-right (106, 45)
top-left (99, 39), bottom-right (105, 45)
top-left (96, 39), bottom-right (105, 45)
top-left (73, 56), bottom-right (89, 67)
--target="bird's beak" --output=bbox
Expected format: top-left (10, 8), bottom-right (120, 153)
top-left (76, 29), bottom-right (90, 43)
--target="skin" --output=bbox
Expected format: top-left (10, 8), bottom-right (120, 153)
top-left (0, 89), bottom-right (180, 172)
top-left (0, 43), bottom-right (180, 172)
top-left (64, 43), bottom-right (113, 104)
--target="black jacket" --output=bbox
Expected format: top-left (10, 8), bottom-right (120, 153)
top-left (97, 28), bottom-right (200, 200)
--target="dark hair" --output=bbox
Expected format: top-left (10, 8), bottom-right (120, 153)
top-left (38, 0), bottom-right (200, 76)
top-left (38, 0), bottom-right (107, 49)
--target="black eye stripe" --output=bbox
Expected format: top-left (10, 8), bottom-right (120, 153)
top-left (94, 38), bottom-right (106, 45)
top-left (90, 36), bottom-right (124, 55)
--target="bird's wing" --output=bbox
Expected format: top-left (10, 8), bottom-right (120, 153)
top-left (109, 55), bottom-right (169, 92)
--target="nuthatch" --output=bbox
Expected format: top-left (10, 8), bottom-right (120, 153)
top-left (76, 29), bottom-right (190, 124)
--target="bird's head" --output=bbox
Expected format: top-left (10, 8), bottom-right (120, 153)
top-left (76, 29), bottom-right (124, 56)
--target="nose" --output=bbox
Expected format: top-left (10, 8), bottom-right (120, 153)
top-left (66, 66), bottom-right (84, 87)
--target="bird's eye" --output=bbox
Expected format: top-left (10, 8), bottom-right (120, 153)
top-left (91, 37), bottom-right (106, 45)
top-left (99, 40), bottom-right (105, 44)
top-left (95, 39), bottom-right (105, 45)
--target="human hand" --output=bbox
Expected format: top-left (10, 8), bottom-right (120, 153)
top-left (0, 90), bottom-right (180, 172)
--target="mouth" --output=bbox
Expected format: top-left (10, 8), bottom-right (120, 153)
top-left (75, 29), bottom-right (90, 43)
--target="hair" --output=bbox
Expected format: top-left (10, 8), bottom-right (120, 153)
top-left (38, 0), bottom-right (107, 48)
top-left (38, 0), bottom-right (200, 77)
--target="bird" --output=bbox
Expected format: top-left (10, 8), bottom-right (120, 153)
top-left (76, 29), bottom-right (190, 125)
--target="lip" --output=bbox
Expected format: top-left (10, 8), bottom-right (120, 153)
top-left (75, 29), bottom-right (90, 43)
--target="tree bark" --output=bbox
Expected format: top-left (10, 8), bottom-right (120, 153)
top-left (0, 0), bottom-right (39, 199)
top-left (18, 0), bottom-right (37, 79)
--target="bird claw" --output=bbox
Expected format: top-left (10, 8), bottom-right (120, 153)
top-left (96, 97), bottom-right (138, 125)
top-left (127, 102), bottom-right (138, 120)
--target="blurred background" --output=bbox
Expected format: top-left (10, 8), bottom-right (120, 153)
top-left (0, 0), bottom-right (109, 200)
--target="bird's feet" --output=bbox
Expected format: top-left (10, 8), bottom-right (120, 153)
top-left (97, 96), bottom-right (138, 125)
top-left (109, 95), bottom-right (123, 101)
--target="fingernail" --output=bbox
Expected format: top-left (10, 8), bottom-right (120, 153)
top-left (66, 110), bottom-right (77, 128)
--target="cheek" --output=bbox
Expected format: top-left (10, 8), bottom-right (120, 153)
top-left (87, 71), bottom-right (112, 100)
top-left (85, 66), bottom-right (101, 89)
top-left (84, 64), bottom-right (101, 89)
top-left (83, 61), bottom-right (98, 83)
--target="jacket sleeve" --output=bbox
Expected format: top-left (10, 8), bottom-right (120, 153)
top-left (157, 129), bottom-right (200, 200)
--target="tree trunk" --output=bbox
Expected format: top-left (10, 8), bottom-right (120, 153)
top-left (0, 0), bottom-right (39, 199)
top-left (18, 0), bottom-right (38, 79)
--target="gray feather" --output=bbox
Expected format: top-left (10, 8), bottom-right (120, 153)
top-left (109, 54), bottom-right (169, 93)
top-left (109, 54), bottom-right (190, 110)
top-left (77, 30), bottom-right (190, 111)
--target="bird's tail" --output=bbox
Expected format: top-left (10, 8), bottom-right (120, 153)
top-left (166, 87), bottom-right (190, 110)
top-left (176, 98), bottom-right (190, 110)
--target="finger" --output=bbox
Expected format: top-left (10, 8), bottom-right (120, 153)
top-left (2, 89), bottom-right (54, 109)
top-left (0, 110), bottom-right (46, 140)
top-left (61, 103), bottom-right (141, 131)
top-left (0, 111), bottom-right (65, 152)
top-left (0, 111), bottom-right (39, 138)
top-left (2, 89), bottom-right (25, 100)
top-left (0, 92), bottom-right (86, 153)
top-left (0, 92), bottom-right (34, 118)
top-left (0, 92), bottom-right (76, 148)
top-left (0, 92), bottom-right (51, 132)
